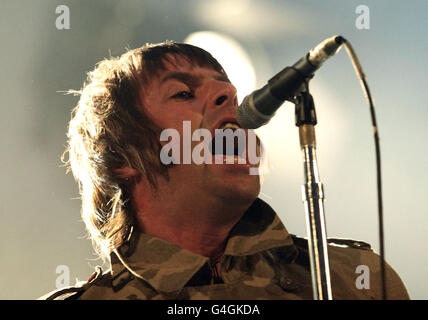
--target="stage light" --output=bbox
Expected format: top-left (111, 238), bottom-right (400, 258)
top-left (184, 31), bottom-right (256, 103)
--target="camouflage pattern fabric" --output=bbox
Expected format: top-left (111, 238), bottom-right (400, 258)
top-left (40, 198), bottom-right (409, 300)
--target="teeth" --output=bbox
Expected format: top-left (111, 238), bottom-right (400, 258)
top-left (219, 122), bottom-right (240, 130)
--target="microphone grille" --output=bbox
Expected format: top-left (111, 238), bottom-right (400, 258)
top-left (237, 95), bottom-right (272, 129)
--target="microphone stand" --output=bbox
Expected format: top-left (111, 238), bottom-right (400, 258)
top-left (293, 79), bottom-right (333, 300)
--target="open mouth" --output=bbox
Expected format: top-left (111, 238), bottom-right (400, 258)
top-left (209, 122), bottom-right (247, 162)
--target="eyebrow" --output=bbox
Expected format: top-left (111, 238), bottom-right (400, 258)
top-left (160, 71), bottom-right (230, 88)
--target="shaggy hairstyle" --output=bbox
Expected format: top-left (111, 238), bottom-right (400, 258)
top-left (65, 41), bottom-right (228, 260)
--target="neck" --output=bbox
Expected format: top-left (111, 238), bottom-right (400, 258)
top-left (130, 176), bottom-right (252, 261)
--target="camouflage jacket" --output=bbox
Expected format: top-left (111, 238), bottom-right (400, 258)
top-left (41, 198), bottom-right (409, 300)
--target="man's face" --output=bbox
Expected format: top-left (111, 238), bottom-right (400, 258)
top-left (140, 54), bottom-right (260, 204)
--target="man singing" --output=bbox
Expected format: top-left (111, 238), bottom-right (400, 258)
top-left (41, 41), bottom-right (408, 300)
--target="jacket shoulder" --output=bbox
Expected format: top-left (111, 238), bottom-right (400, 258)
top-left (291, 234), bottom-right (372, 251)
top-left (38, 266), bottom-right (106, 300)
top-left (290, 234), bottom-right (409, 299)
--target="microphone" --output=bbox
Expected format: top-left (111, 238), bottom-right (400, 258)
top-left (237, 35), bottom-right (345, 129)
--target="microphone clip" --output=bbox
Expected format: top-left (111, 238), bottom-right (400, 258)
top-left (294, 80), bottom-right (317, 127)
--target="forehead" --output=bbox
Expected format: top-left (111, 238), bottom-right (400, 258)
top-left (161, 53), bottom-right (198, 70)
top-left (155, 54), bottom-right (223, 82)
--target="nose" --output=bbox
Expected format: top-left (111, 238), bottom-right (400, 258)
top-left (215, 95), bottom-right (228, 106)
top-left (208, 81), bottom-right (238, 109)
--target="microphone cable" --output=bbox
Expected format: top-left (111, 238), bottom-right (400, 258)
top-left (340, 38), bottom-right (387, 300)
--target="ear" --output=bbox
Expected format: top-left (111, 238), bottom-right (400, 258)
top-left (112, 166), bottom-right (139, 179)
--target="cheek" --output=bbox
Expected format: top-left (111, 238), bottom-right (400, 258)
top-left (142, 94), bottom-right (205, 143)
top-left (162, 110), bottom-right (204, 133)
top-left (158, 114), bottom-right (183, 131)
top-left (144, 100), bottom-right (198, 130)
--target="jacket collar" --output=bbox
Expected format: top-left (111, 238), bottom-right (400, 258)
top-left (110, 198), bottom-right (294, 295)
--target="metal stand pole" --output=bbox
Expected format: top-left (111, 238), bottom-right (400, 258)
top-left (295, 87), bottom-right (333, 300)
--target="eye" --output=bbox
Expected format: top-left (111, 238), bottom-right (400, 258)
top-left (171, 91), bottom-right (194, 100)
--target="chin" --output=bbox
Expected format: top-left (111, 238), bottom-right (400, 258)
top-left (213, 173), bottom-right (261, 205)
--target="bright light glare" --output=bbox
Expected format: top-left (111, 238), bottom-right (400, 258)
top-left (184, 31), bottom-right (256, 103)
top-left (255, 82), bottom-right (351, 181)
